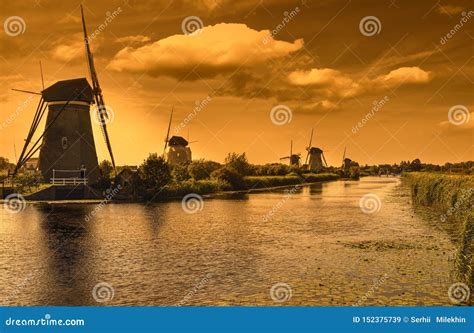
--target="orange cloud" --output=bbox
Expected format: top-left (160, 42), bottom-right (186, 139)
top-left (115, 35), bottom-right (151, 44)
top-left (108, 23), bottom-right (304, 79)
top-left (286, 66), bottom-right (431, 101)
top-left (375, 66), bottom-right (431, 88)
top-left (438, 5), bottom-right (465, 15)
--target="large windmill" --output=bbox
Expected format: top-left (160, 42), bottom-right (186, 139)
top-left (11, 5), bottom-right (116, 185)
top-left (163, 107), bottom-right (192, 165)
top-left (304, 128), bottom-right (327, 172)
top-left (280, 140), bottom-right (301, 166)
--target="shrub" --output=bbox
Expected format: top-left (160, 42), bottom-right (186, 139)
top-left (211, 166), bottom-right (245, 190)
top-left (188, 159), bottom-right (221, 180)
top-left (139, 154), bottom-right (171, 194)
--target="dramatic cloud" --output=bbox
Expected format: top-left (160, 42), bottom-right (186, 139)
top-left (108, 23), bottom-right (303, 79)
top-left (287, 68), bottom-right (360, 98)
top-left (374, 66), bottom-right (431, 88)
top-left (437, 5), bottom-right (465, 15)
top-left (285, 66), bottom-right (431, 101)
top-left (115, 35), bottom-right (151, 44)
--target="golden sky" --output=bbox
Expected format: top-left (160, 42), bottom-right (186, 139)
top-left (0, 0), bottom-right (473, 166)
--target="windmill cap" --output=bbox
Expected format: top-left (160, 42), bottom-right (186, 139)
top-left (42, 78), bottom-right (93, 103)
top-left (168, 136), bottom-right (189, 146)
top-left (309, 147), bottom-right (323, 153)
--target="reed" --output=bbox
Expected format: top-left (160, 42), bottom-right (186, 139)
top-left (405, 172), bottom-right (474, 296)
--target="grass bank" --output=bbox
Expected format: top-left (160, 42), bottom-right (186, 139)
top-left (147, 173), bottom-right (340, 200)
top-left (405, 172), bottom-right (474, 298)
top-left (243, 173), bottom-right (339, 189)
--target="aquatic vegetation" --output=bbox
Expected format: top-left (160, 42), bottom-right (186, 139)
top-left (405, 172), bottom-right (474, 299)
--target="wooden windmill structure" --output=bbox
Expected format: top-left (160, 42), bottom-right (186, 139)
top-left (163, 107), bottom-right (192, 165)
top-left (304, 128), bottom-right (327, 172)
top-left (280, 140), bottom-right (301, 166)
top-left (12, 5), bottom-right (116, 185)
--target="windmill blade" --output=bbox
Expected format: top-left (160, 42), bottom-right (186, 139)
top-left (39, 61), bottom-right (45, 90)
top-left (322, 152), bottom-right (328, 167)
top-left (163, 106), bottom-right (173, 155)
top-left (305, 128), bottom-right (314, 165)
top-left (81, 4), bottom-right (117, 174)
top-left (342, 147), bottom-right (346, 166)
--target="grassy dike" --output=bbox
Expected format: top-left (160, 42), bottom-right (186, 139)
top-left (405, 172), bottom-right (474, 296)
top-left (244, 173), bottom-right (339, 189)
top-left (154, 173), bottom-right (340, 198)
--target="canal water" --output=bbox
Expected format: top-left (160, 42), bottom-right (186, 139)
top-left (0, 177), bottom-right (457, 305)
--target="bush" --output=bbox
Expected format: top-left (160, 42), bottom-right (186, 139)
top-left (211, 166), bottom-right (245, 190)
top-left (139, 154), bottom-right (171, 195)
top-left (224, 152), bottom-right (251, 175)
top-left (171, 163), bottom-right (191, 182)
top-left (188, 159), bottom-right (221, 180)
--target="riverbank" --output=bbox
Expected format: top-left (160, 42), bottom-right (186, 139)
top-left (148, 173), bottom-right (340, 200)
top-left (404, 172), bottom-right (473, 301)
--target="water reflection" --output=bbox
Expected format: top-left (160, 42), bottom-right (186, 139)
top-left (0, 177), bottom-right (457, 305)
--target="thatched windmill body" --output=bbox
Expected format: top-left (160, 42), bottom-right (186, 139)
top-left (163, 107), bottom-right (192, 165)
top-left (304, 128), bottom-right (327, 172)
top-left (12, 5), bottom-right (116, 185)
top-left (280, 140), bottom-right (301, 166)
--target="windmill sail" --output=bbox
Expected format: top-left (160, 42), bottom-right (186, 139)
top-left (163, 106), bottom-right (173, 155)
top-left (81, 5), bottom-right (116, 174)
top-left (305, 128), bottom-right (313, 165)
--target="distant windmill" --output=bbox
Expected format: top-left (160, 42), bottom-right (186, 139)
top-left (11, 5), bottom-right (116, 185)
top-left (163, 107), bottom-right (192, 165)
top-left (304, 128), bottom-right (327, 171)
top-left (280, 140), bottom-right (301, 166)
